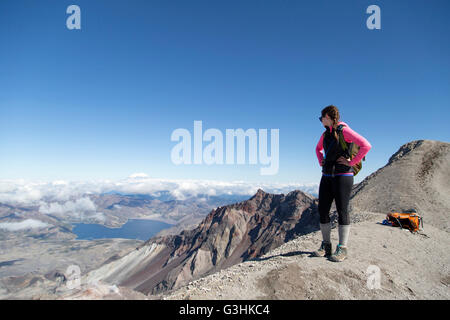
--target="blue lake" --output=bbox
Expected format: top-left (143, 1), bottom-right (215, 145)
top-left (72, 219), bottom-right (173, 241)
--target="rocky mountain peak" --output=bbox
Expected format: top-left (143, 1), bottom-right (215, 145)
top-left (387, 140), bottom-right (425, 165)
top-left (86, 187), bottom-right (318, 295)
top-left (351, 139), bottom-right (450, 231)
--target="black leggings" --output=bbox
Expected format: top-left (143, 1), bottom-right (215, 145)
top-left (318, 175), bottom-right (354, 225)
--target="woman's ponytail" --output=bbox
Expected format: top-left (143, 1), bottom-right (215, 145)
top-left (321, 105), bottom-right (340, 140)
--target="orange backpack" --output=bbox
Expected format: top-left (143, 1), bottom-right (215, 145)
top-left (386, 211), bottom-right (423, 233)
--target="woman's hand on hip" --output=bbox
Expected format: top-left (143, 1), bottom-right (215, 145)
top-left (337, 156), bottom-right (351, 166)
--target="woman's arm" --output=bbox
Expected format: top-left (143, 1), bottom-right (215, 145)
top-left (342, 126), bottom-right (372, 166)
top-left (316, 134), bottom-right (324, 166)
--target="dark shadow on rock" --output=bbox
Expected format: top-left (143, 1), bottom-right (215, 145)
top-left (249, 250), bottom-right (313, 262)
top-left (0, 259), bottom-right (24, 268)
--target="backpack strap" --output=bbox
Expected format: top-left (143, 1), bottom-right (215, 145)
top-left (336, 124), bottom-right (351, 155)
top-left (337, 124), bottom-right (367, 162)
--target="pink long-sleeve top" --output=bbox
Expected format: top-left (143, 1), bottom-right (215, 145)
top-left (315, 121), bottom-right (372, 167)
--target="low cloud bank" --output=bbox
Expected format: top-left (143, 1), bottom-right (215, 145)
top-left (38, 197), bottom-right (105, 222)
top-left (0, 219), bottom-right (50, 231)
top-left (0, 174), bottom-right (318, 206)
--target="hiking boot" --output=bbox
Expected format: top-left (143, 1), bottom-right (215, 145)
top-left (329, 244), bottom-right (348, 262)
top-left (312, 241), bottom-right (332, 257)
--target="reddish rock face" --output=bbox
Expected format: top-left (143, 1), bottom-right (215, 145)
top-left (117, 189), bottom-right (318, 295)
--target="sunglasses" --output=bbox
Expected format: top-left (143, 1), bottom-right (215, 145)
top-left (319, 116), bottom-right (323, 122)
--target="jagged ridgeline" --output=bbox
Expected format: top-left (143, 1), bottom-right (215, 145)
top-left (85, 189), bottom-right (319, 294)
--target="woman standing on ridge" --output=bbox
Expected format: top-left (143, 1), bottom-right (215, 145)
top-left (313, 105), bottom-right (372, 262)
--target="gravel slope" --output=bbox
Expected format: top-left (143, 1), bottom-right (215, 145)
top-left (162, 213), bottom-right (449, 300)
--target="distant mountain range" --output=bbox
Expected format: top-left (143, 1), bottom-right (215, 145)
top-left (0, 192), bottom-right (252, 239)
top-left (0, 180), bottom-right (318, 240)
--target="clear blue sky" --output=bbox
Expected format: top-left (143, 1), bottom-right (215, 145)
top-left (0, 0), bottom-right (449, 185)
